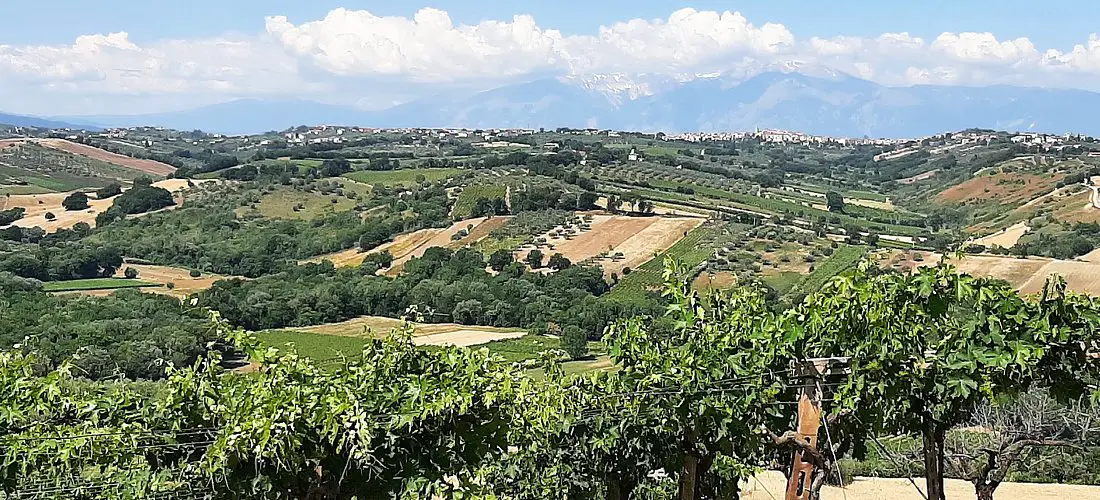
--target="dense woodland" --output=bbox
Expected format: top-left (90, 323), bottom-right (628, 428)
top-left (201, 247), bottom-right (642, 334)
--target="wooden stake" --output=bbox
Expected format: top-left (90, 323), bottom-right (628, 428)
top-left (785, 358), bottom-right (850, 500)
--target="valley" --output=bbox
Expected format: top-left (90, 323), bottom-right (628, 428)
top-left (4, 121), bottom-right (1100, 500)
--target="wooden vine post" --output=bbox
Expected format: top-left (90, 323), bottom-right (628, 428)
top-left (785, 357), bottom-right (850, 500)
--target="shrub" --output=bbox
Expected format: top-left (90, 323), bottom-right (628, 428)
top-left (189, 269), bottom-right (201, 278)
top-left (123, 267), bottom-right (139, 279)
top-left (44, 212), bottom-right (55, 221)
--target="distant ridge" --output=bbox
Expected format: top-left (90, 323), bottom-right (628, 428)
top-left (10, 71), bottom-right (1100, 137)
top-left (0, 112), bottom-right (97, 131)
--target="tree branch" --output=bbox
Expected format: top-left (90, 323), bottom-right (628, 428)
top-left (767, 428), bottom-right (827, 467)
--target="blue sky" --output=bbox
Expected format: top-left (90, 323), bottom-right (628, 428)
top-left (2, 1), bottom-right (1099, 116)
top-left (4, 0), bottom-right (1097, 49)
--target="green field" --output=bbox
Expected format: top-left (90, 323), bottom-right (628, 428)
top-left (453, 184), bottom-right (507, 218)
top-left (638, 180), bottom-right (926, 237)
top-left (762, 271), bottom-right (803, 295)
top-left (482, 335), bottom-right (611, 375)
top-left (791, 245), bottom-right (868, 296)
top-left (236, 188), bottom-right (357, 220)
top-left (474, 236), bottom-right (525, 257)
top-left (342, 168), bottom-right (462, 187)
top-left (42, 278), bottom-right (158, 292)
top-left (0, 164), bottom-right (113, 192)
top-left (0, 184), bottom-right (55, 195)
top-left (258, 330), bottom-right (609, 374)
top-left (608, 223), bottom-right (720, 303)
top-left (257, 329), bottom-right (373, 362)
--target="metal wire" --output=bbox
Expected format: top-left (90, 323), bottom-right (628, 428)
top-left (818, 380), bottom-right (848, 500)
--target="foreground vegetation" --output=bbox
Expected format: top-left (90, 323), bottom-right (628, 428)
top-left (2, 263), bottom-right (1098, 500)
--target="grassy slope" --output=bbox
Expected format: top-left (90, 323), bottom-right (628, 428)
top-left (607, 223), bottom-right (719, 303)
top-left (238, 188), bottom-right (357, 220)
top-left (792, 245), bottom-right (868, 295)
top-left (342, 168), bottom-right (461, 187)
top-left (42, 278), bottom-right (157, 292)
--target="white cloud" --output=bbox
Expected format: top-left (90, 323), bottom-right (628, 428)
top-left (2, 6), bottom-right (1100, 115)
top-left (264, 8), bottom-right (567, 81)
top-left (932, 32), bottom-right (1040, 65)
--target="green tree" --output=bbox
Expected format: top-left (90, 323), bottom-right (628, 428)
top-left (489, 249), bottom-right (515, 272)
top-left (96, 182), bottom-right (123, 199)
top-left (62, 191), bottom-right (90, 211)
top-left (526, 249), bottom-right (544, 269)
top-left (825, 191), bottom-right (845, 212)
top-left (547, 253), bottom-right (571, 271)
top-left (560, 325), bottom-right (588, 359)
top-left (123, 267), bottom-right (139, 279)
top-left (796, 264), bottom-right (1100, 500)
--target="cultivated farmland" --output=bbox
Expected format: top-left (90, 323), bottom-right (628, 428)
top-left (112, 264), bottom-right (233, 298)
top-left (35, 139), bottom-right (177, 176)
top-left (311, 216), bottom-right (510, 269)
top-left (272, 315), bottom-right (526, 351)
top-left (342, 168), bottom-right (462, 187)
top-left (515, 214), bottom-right (703, 277)
top-left (0, 179), bottom-right (212, 232)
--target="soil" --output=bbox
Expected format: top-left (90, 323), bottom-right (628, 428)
top-left (296, 315), bottom-right (523, 347)
top-left (744, 470), bottom-right (1100, 499)
top-left (0, 179), bottom-right (209, 233)
top-left (972, 222), bottom-right (1030, 249)
top-left (112, 264), bottom-right (231, 298)
top-left (411, 329), bottom-right (526, 347)
top-left (512, 214), bottom-right (701, 277)
top-left (937, 172), bottom-right (1064, 206)
top-left (606, 217), bottom-right (704, 276)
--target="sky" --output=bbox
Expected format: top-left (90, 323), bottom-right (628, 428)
top-left (2, 1), bottom-right (1099, 116)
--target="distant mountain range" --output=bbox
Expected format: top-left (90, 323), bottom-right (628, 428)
top-left (0, 112), bottom-right (97, 131)
top-left (6, 70), bottom-right (1100, 137)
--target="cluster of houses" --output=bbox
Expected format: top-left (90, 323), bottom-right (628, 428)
top-left (667, 129), bottom-right (907, 147)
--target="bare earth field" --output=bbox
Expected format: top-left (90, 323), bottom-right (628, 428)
top-left (308, 216), bottom-right (508, 269)
top-left (890, 251), bottom-right (1100, 297)
top-left (295, 315), bottom-right (524, 347)
top-left (0, 191), bottom-right (114, 232)
top-left (1018, 260), bottom-right (1100, 295)
top-left (36, 139), bottom-right (176, 176)
top-left (516, 214), bottom-right (702, 277)
top-left (743, 470), bottom-right (1100, 500)
top-left (937, 172), bottom-right (1064, 206)
top-left (0, 179), bottom-right (214, 232)
top-left (113, 264), bottom-right (231, 298)
top-left (972, 221), bottom-right (1030, 248)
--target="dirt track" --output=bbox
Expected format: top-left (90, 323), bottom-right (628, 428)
top-left (744, 470), bottom-right (1100, 500)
